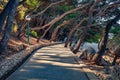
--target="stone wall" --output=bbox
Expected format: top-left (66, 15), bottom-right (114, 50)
top-left (0, 43), bottom-right (56, 79)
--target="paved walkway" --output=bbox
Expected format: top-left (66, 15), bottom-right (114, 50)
top-left (6, 44), bottom-right (89, 80)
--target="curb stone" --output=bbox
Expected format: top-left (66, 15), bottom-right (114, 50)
top-left (0, 42), bottom-right (62, 80)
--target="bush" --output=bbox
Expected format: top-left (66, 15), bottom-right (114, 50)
top-left (30, 30), bottom-right (38, 38)
top-left (12, 24), bottom-right (18, 33)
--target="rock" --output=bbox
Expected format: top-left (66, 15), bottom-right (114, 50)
top-left (104, 66), bottom-right (110, 74)
top-left (110, 65), bottom-right (120, 80)
top-left (0, 44), bottom-right (41, 78)
top-left (79, 47), bottom-right (96, 61)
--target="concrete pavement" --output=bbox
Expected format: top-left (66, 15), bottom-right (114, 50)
top-left (6, 44), bottom-right (89, 80)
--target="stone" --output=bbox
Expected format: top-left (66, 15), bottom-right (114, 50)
top-left (79, 47), bottom-right (96, 61)
top-left (0, 44), bottom-right (41, 79)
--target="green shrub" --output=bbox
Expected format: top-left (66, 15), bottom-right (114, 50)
top-left (30, 30), bottom-right (38, 38)
top-left (26, 0), bottom-right (40, 9)
top-left (12, 24), bottom-right (18, 33)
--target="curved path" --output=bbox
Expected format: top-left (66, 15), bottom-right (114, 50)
top-left (7, 44), bottom-right (89, 80)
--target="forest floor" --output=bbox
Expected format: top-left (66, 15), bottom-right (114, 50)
top-left (0, 36), bottom-right (51, 61)
top-left (74, 53), bottom-right (120, 80)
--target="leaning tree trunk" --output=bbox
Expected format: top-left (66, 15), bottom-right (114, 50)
top-left (72, 0), bottom-right (97, 54)
top-left (37, 23), bottom-right (53, 42)
top-left (50, 20), bottom-right (71, 41)
top-left (0, 0), bottom-right (14, 31)
top-left (17, 22), bottom-right (27, 38)
top-left (50, 26), bottom-right (60, 41)
top-left (0, 0), bottom-right (18, 54)
top-left (92, 13), bottom-right (120, 64)
top-left (64, 18), bottom-right (86, 47)
top-left (64, 27), bottom-right (77, 47)
top-left (37, 15), bottom-right (50, 42)
top-left (72, 33), bottom-right (86, 54)
top-left (37, 26), bottom-right (51, 42)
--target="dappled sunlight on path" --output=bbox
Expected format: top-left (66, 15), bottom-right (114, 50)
top-left (6, 44), bottom-right (88, 80)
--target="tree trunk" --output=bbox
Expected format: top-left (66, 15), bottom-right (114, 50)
top-left (64, 18), bottom-right (86, 47)
top-left (17, 21), bottom-right (27, 38)
top-left (69, 38), bottom-right (74, 47)
top-left (50, 20), bottom-right (71, 41)
top-left (0, 0), bottom-right (18, 54)
top-left (72, 33), bottom-right (85, 54)
top-left (64, 27), bottom-right (77, 47)
top-left (50, 26), bottom-right (60, 41)
top-left (36, 16), bottom-right (49, 42)
top-left (37, 25), bottom-right (52, 42)
top-left (92, 13), bottom-right (120, 64)
top-left (0, 0), bottom-right (14, 31)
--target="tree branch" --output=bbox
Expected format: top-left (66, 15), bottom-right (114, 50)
top-left (32, 0), bottom-right (67, 17)
top-left (31, 3), bottom-right (90, 31)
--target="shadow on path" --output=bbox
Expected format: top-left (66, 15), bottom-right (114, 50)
top-left (6, 44), bottom-right (89, 80)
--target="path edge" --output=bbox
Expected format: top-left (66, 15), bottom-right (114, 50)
top-left (0, 42), bottom-right (62, 80)
top-left (72, 54), bottom-right (100, 80)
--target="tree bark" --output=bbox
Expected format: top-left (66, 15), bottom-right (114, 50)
top-left (36, 16), bottom-right (49, 42)
top-left (0, 0), bottom-right (14, 31)
top-left (50, 20), bottom-right (71, 41)
top-left (72, 32), bottom-right (86, 54)
top-left (37, 25), bottom-right (52, 42)
top-left (0, 0), bottom-right (18, 54)
top-left (64, 26), bottom-right (77, 47)
top-left (64, 18), bottom-right (87, 47)
top-left (17, 21), bottom-right (27, 38)
top-left (92, 13), bottom-right (120, 64)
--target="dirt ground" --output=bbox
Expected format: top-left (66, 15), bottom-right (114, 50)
top-left (0, 36), bottom-right (51, 60)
